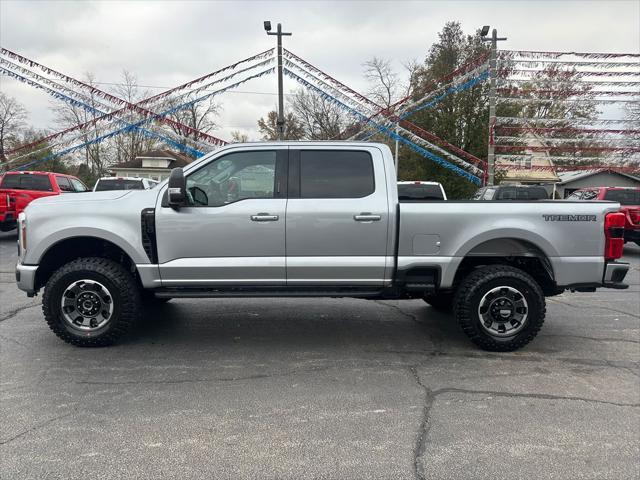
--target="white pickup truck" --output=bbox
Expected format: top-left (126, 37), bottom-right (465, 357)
top-left (15, 142), bottom-right (629, 351)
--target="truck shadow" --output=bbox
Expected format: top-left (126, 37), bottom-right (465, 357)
top-left (128, 298), bottom-right (471, 354)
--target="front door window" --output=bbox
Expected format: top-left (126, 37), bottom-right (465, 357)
top-left (185, 151), bottom-right (277, 207)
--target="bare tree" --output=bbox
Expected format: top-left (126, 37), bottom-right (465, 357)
top-left (257, 110), bottom-right (304, 140)
top-left (362, 57), bottom-right (401, 109)
top-left (111, 70), bottom-right (158, 163)
top-left (50, 72), bottom-right (109, 175)
top-left (291, 88), bottom-right (349, 139)
top-left (163, 91), bottom-right (220, 151)
top-left (230, 130), bottom-right (249, 142)
top-left (0, 93), bottom-right (28, 163)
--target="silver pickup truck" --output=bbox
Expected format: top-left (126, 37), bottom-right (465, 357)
top-left (15, 142), bottom-right (630, 351)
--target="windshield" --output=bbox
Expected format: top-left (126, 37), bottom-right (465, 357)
top-left (95, 179), bottom-right (144, 191)
top-left (604, 189), bottom-right (640, 205)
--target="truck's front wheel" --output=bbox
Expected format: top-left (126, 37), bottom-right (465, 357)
top-left (454, 265), bottom-right (545, 352)
top-left (43, 257), bottom-right (141, 347)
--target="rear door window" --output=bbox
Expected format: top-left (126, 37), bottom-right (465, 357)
top-left (299, 150), bottom-right (374, 198)
top-left (56, 176), bottom-right (74, 192)
top-left (604, 189), bottom-right (640, 205)
top-left (0, 174), bottom-right (53, 191)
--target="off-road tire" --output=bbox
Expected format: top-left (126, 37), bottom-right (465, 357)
top-left (453, 265), bottom-right (546, 352)
top-left (423, 293), bottom-right (453, 312)
top-left (43, 257), bottom-right (141, 347)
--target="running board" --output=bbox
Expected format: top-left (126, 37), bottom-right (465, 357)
top-left (154, 286), bottom-right (384, 299)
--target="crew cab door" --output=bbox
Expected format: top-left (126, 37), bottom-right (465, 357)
top-left (286, 147), bottom-right (391, 286)
top-left (155, 147), bottom-right (288, 286)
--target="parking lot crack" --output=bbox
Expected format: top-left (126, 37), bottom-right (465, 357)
top-left (77, 365), bottom-right (337, 386)
top-left (432, 387), bottom-right (640, 408)
top-left (373, 300), bottom-right (421, 324)
top-left (540, 333), bottom-right (640, 344)
top-left (0, 412), bottom-right (74, 446)
top-left (0, 302), bottom-right (40, 323)
top-left (408, 366), bottom-right (434, 480)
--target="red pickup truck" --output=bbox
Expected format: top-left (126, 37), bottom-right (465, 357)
top-left (0, 171), bottom-right (89, 232)
top-left (568, 186), bottom-right (640, 246)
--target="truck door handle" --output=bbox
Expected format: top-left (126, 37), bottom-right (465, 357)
top-left (251, 213), bottom-right (279, 222)
top-left (354, 213), bottom-right (381, 222)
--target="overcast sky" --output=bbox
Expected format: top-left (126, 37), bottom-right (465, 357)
top-left (1, 0), bottom-right (638, 141)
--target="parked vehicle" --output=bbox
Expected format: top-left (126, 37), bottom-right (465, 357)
top-left (0, 171), bottom-right (88, 232)
top-left (567, 187), bottom-right (640, 246)
top-left (94, 177), bottom-right (159, 192)
top-left (473, 185), bottom-right (549, 200)
top-left (398, 181), bottom-right (447, 201)
top-left (15, 142), bottom-right (629, 351)
top-left (0, 189), bottom-right (14, 232)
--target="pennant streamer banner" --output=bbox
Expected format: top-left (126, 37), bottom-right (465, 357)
top-left (497, 88), bottom-right (639, 97)
top-left (0, 67), bottom-right (209, 163)
top-left (284, 53), bottom-right (487, 170)
top-left (14, 68), bottom-right (275, 171)
top-left (502, 69), bottom-right (639, 78)
top-left (495, 136), bottom-right (640, 146)
top-left (497, 96), bottom-right (638, 105)
top-left (0, 56), bottom-right (225, 151)
top-left (285, 59), bottom-right (482, 173)
top-left (341, 51), bottom-right (491, 137)
top-left (496, 117), bottom-right (631, 126)
top-left (495, 145), bottom-right (640, 153)
top-left (1, 47), bottom-right (272, 112)
top-left (497, 78), bottom-right (640, 87)
top-left (2, 49), bottom-right (277, 155)
top-left (283, 68), bottom-right (481, 184)
top-left (5, 55), bottom-right (276, 157)
top-left (497, 59), bottom-right (640, 68)
top-left (500, 50), bottom-right (640, 59)
top-left (496, 155), bottom-right (639, 163)
top-left (497, 165), bottom-right (640, 173)
top-left (496, 126), bottom-right (640, 135)
top-left (399, 70), bottom-right (489, 118)
top-left (0, 61), bottom-right (218, 161)
top-left (353, 68), bottom-right (490, 167)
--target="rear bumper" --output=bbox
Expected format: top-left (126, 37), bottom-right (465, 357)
top-left (602, 261), bottom-right (629, 289)
top-left (15, 262), bottom-right (38, 296)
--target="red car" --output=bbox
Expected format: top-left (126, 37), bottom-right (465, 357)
top-left (0, 171), bottom-right (89, 232)
top-left (567, 186), bottom-right (640, 246)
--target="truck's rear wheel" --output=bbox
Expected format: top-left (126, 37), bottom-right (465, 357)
top-left (43, 257), bottom-right (141, 347)
top-left (453, 265), bottom-right (545, 352)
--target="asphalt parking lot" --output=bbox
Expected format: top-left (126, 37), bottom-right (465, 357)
top-left (1, 230), bottom-right (638, 480)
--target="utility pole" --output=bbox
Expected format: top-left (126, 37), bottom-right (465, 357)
top-left (481, 26), bottom-right (507, 185)
top-left (394, 124), bottom-right (399, 177)
top-left (264, 21), bottom-right (292, 140)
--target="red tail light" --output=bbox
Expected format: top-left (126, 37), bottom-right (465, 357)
top-left (628, 209), bottom-right (640, 226)
top-left (604, 212), bottom-right (625, 260)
